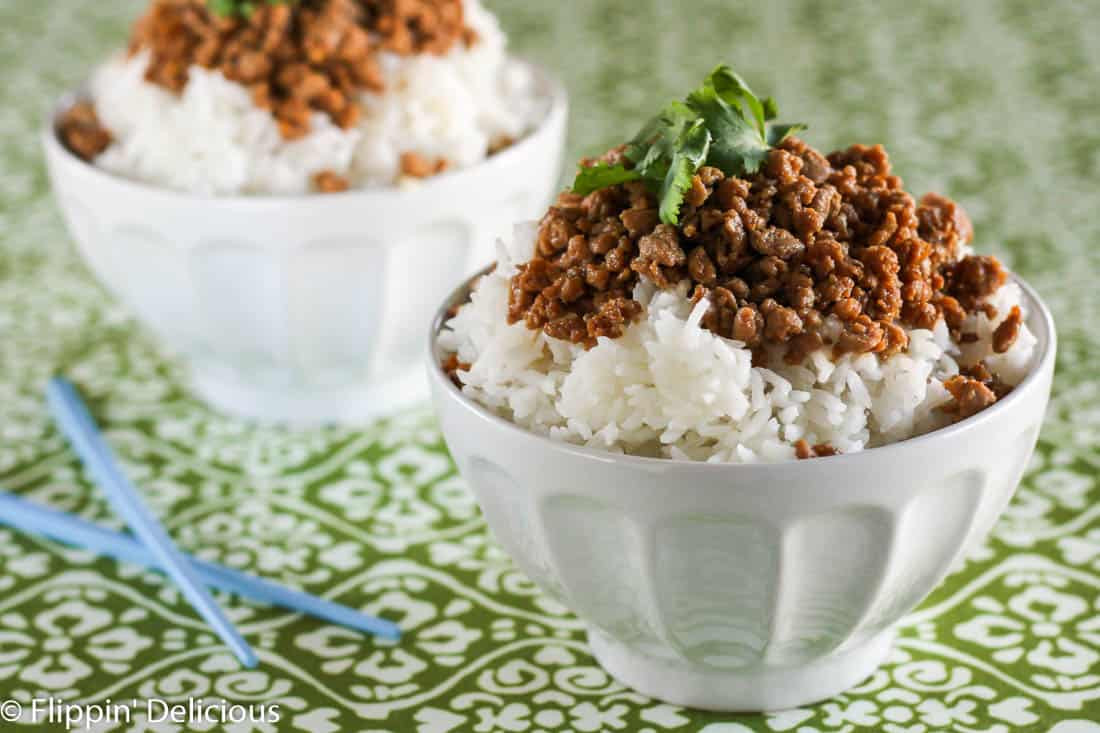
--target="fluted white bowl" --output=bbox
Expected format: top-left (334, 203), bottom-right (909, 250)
top-left (43, 61), bottom-right (567, 424)
top-left (427, 272), bottom-right (1056, 711)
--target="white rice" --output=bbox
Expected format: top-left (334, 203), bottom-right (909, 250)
top-left (85, 0), bottom-right (543, 195)
top-left (439, 223), bottom-right (1039, 463)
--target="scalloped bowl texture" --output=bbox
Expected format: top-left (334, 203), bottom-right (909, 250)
top-left (44, 61), bottom-right (567, 424)
top-left (427, 271), bottom-right (1056, 711)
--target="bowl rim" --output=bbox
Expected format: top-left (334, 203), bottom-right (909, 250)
top-left (427, 265), bottom-right (1057, 471)
top-left (42, 56), bottom-right (568, 205)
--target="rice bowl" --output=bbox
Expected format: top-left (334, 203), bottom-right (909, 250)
top-left (44, 70), bottom-right (566, 424)
top-left (45, 0), bottom-right (567, 422)
top-left (427, 258), bottom-right (1056, 711)
top-left (424, 62), bottom-right (1057, 697)
top-left (66, 0), bottom-right (545, 195)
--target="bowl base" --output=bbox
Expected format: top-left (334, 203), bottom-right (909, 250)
top-left (190, 364), bottom-right (428, 425)
top-left (587, 627), bottom-right (894, 712)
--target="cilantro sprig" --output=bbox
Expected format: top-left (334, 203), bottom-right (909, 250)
top-left (573, 65), bottom-right (806, 225)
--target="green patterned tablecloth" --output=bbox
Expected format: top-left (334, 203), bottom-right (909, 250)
top-left (1, 1), bottom-right (1098, 730)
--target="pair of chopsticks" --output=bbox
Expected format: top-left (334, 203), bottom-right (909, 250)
top-left (4, 377), bottom-right (401, 669)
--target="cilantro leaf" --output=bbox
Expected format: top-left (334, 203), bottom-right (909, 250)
top-left (572, 163), bottom-right (642, 196)
top-left (685, 72), bottom-right (769, 176)
top-left (762, 96), bottom-right (778, 121)
top-left (659, 118), bottom-right (712, 225)
top-left (627, 100), bottom-right (696, 178)
top-left (766, 122), bottom-right (807, 147)
top-left (705, 65), bottom-right (766, 136)
top-left (207, 0), bottom-right (295, 18)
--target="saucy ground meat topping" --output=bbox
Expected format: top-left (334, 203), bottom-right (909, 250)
top-left (400, 151), bottom-right (450, 178)
top-left (509, 137), bottom-right (1004, 364)
top-left (794, 440), bottom-right (838, 460)
top-left (941, 374), bottom-right (998, 421)
top-left (441, 352), bottom-right (470, 388)
top-left (60, 0), bottom-right (492, 167)
top-left (992, 304), bottom-right (1023, 354)
top-left (312, 169), bottom-right (350, 192)
top-left (57, 101), bottom-right (113, 161)
top-left (128, 0), bottom-right (473, 141)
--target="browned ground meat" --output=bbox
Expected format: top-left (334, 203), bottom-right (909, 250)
top-left (959, 360), bottom-right (1013, 400)
top-left (441, 353), bottom-right (470, 388)
top-left (57, 101), bottom-right (113, 161)
top-left (312, 169), bottom-right (350, 192)
top-left (944, 254), bottom-right (1006, 311)
top-left (400, 151), bottom-right (449, 178)
top-left (794, 439), bottom-right (812, 459)
top-left (942, 374), bottom-right (998, 420)
top-left (124, 0), bottom-right (473, 140)
top-left (794, 439), bottom-right (838, 459)
top-left (503, 137), bottom-right (1017, 421)
top-left (488, 134), bottom-right (515, 155)
top-left (509, 138), bottom-right (1001, 357)
top-left (993, 305), bottom-right (1023, 353)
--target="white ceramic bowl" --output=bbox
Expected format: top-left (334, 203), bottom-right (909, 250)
top-left (427, 272), bottom-right (1056, 711)
top-left (43, 62), bottom-right (567, 424)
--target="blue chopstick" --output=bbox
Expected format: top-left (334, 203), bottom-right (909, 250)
top-left (0, 491), bottom-right (400, 640)
top-left (46, 377), bottom-right (258, 668)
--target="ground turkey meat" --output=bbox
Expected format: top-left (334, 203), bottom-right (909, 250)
top-left (312, 169), bottom-right (350, 192)
top-left (993, 305), bottom-right (1023, 354)
top-left (794, 439), bottom-right (838, 460)
top-left (506, 137), bottom-right (1016, 421)
top-left (400, 151), bottom-right (450, 178)
top-left (441, 353), bottom-right (470, 388)
top-left (57, 101), bottom-right (113, 161)
top-left (111, 0), bottom-right (473, 142)
top-left (942, 375), bottom-right (998, 421)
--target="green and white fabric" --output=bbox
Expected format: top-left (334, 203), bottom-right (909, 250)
top-left (0, 1), bottom-right (1097, 730)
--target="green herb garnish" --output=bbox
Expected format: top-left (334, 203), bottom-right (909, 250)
top-left (573, 65), bottom-right (806, 225)
top-left (206, 0), bottom-right (296, 18)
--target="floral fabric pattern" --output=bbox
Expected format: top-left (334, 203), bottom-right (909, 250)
top-left (0, 0), bottom-right (1098, 730)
